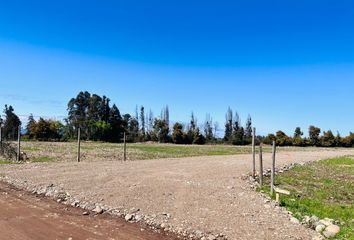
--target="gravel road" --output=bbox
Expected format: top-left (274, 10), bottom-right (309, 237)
top-left (1, 149), bottom-right (353, 240)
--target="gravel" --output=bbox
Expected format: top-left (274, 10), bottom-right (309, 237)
top-left (1, 148), bottom-right (353, 240)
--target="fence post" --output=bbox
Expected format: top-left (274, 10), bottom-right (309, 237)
top-left (259, 143), bottom-right (263, 186)
top-left (123, 132), bottom-right (127, 161)
top-left (77, 128), bottom-right (81, 162)
top-left (252, 127), bottom-right (256, 178)
top-left (271, 140), bottom-right (276, 195)
top-left (17, 126), bottom-right (21, 161)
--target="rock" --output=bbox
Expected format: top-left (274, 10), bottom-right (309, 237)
top-left (82, 212), bottom-right (89, 216)
top-left (302, 216), bottom-right (311, 226)
top-left (310, 215), bottom-right (320, 223)
top-left (134, 214), bottom-right (143, 222)
top-left (290, 217), bottom-right (300, 224)
top-left (93, 206), bottom-right (103, 214)
top-left (319, 219), bottom-right (333, 227)
top-left (323, 225), bottom-right (340, 238)
top-left (125, 214), bottom-right (134, 222)
top-left (315, 224), bottom-right (325, 233)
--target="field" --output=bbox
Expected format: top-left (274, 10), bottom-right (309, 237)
top-left (1, 146), bottom-right (353, 240)
top-left (1, 140), bottom-right (345, 163)
top-left (2, 141), bottom-right (255, 163)
top-left (260, 157), bottom-right (354, 239)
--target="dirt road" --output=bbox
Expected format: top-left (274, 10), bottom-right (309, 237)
top-left (1, 149), bottom-right (353, 239)
top-left (0, 182), bottom-right (177, 240)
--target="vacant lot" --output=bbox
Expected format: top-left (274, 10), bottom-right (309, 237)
top-left (1, 148), bottom-right (353, 240)
top-left (1, 141), bottom-right (347, 163)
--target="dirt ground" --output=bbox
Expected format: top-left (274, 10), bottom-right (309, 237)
top-left (1, 148), bottom-right (353, 240)
top-left (0, 181), bottom-right (178, 240)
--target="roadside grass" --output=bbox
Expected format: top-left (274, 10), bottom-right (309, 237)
top-left (31, 156), bottom-right (55, 163)
top-left (259, 157), bottom-right (354, 240)
top-left (0, 160), bottom-right (15, 164)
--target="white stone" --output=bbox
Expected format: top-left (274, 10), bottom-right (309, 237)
top-left (315, 224), bottom-right (325, 233)
top-left (323, 225), bottom-right (340, 238)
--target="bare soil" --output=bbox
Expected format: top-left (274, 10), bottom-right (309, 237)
top-left (0, 181), bottom-right (178, 240)
top-left (1, 148), bottom-right (353, 240)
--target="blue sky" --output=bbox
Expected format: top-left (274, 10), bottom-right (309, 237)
top-left (0, 0), bottom-right (354, 136)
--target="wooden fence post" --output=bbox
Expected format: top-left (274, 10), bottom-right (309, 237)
top-left (252, 127), bottom-right (256, 178)
top-left (271, 140), bottom-right (276, 195)
top-left (17, 126), bottom-right (21, 161)
top-left (123, 132), bottom-right (127, 161)
top-left (77, 128), bottom-right (81, 162)
top-left (259, 143), bottom-right (263, 186)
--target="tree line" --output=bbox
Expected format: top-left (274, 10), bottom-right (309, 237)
top-left (0, 91), bottom-right (353, 148)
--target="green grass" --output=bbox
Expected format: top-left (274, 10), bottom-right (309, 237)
top-left (31, 156), bottom-right (55, 163)
top-left (0, 160), bottom-right (15, 164)
top-left (260, 157), bottom-right (354, 240)
top-left (128, 144), bottom-right (253, 159)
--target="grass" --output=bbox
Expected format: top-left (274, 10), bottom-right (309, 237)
top-left (0, 160), bottom-right (15, 164)
top-left (31, 156), bottom-right (55, 163)
top-left (16, 141), bottom-right (260, 162)
top-left (259, 157), bottom-right (354, 240)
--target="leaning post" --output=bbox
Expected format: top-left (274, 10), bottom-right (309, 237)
top-left (17, 126), bottom-right (21, 162)
top-left (77, 127), bottom-right (81, 162)
top-left (123, 131), bottom-right (127, 161)
top-left (271, 140), bottom-right (276, 195)
top-left (252, 127), bottom-right (256, 178)
top-left (259, 143), bottom-right (264, 186)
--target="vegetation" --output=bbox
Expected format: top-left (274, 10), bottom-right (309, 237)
top-left (0, 91), bottom-right (354, 148)
top-left (15, 141), bottom-right (254, 162)
top-left (260, 157), bottom-right (354, 240)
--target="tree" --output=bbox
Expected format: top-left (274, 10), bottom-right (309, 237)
top-left (275, 131), bottom-right (292, 146)
top-left (193, 128), bottom-right (206, 145)
top-left (263, 134), bottom-right (276, 145)
top-left (232, 127), bottom-right (245, 145)
top-left (26, 114), bottom-right (37, 139)
top-left (204, 114), bottom-right (214, 142)
top-left (172, 122), bottom-right (185, 144)
top-left (309, 125), bottom-right (321, 146)
top-left (153, 118), bottom-right (170, 143)
top-left (244, 114), bottom-right (253, 139)
top-left (232, 112), bottom-right (245, 145)
top-left (31, 118), bottom-right (63, 141)
top-left (140, 106), bottom-right (145, 140)
top-left (224, 107), bottom-right (233, 142)
top-left (294, 127), bottom-right (303, 138)
top-left (2, 105), bottom-right (21, 140)
top-left (187, 112), bottom-right (197, 144)
top-left (321, 130), bottom-right (335, 147)
top-left (107, 104), bottom-right (124, 142)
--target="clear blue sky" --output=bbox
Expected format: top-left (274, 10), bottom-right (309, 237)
top-left (0, 0), bottom-right (354, 136)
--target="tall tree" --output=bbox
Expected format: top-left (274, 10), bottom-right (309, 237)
top-left (140, 106), bottom-right (145, 140)
top-left (172, 122), bottom-right (185, 144)
top-left (2, 105), bottom-right (21, 140)
top-left (244, 114), bottom-right (253, 139)
top-left (294, 127), bottom-right (303, 138)
top-left (204, 114), bottom-right (214, 142)
top-left (309, 125), bottom-right (321, 146)
top-left (107, 104), bottom-right (124, 142)
top-left (26, 114), bottom-right (37, 139)
top-left (224, 107), bottom-right (233, 142)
